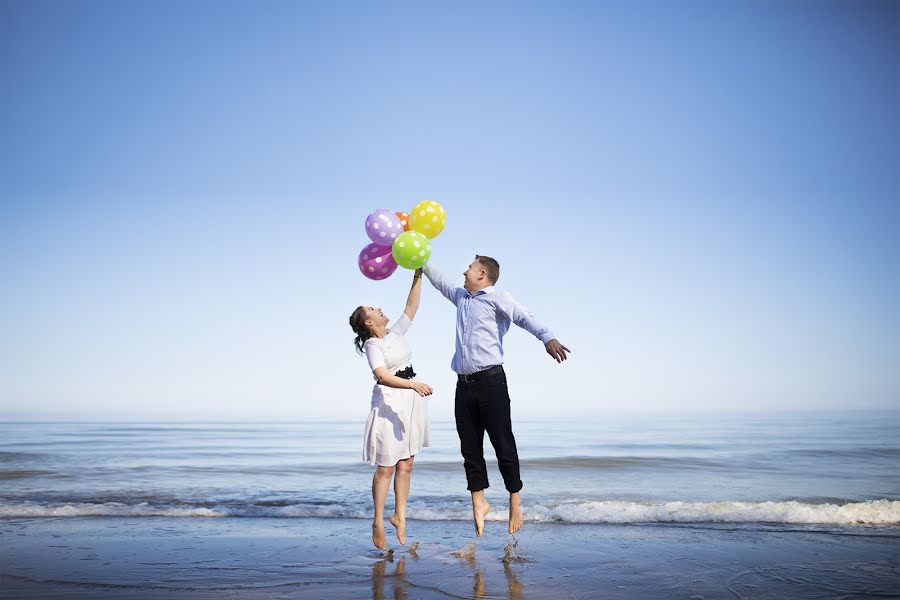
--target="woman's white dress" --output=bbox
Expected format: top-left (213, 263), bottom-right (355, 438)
top-left (362, 313), bottom-right (431, 466)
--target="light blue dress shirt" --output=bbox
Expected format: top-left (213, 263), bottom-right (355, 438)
top-left (423, 264), bottom-right (556, 375)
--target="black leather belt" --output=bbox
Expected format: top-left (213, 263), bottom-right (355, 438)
top-left (394, 365), bottom-right (416, 380)
top-left (457, 365), bottom-right (504, 384)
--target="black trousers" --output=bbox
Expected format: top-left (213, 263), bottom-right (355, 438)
top-left (454, 368), bottom-right (523, 494)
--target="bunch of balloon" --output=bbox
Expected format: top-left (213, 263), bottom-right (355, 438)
top-left (357, 201), bottom-right (446, 280)
top-left (392, 200), bottom-right (446, 270)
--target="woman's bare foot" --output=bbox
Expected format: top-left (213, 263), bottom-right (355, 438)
top-left (389, 513), bottom-right (406, 545)
top-left (508, 492), bottom-right (523, 534)
top-left (471, 491), bottom-right (491, 537)
top-left (372, 520), bottom-right (387, 550)
top-left (474, 570), bottom-right (485, 598)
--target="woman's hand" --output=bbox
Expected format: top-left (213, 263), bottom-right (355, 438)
top-left (409, 381), bottom-right (433, 396)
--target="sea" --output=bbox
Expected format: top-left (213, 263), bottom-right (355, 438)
top-left (1, 412), bottom-right (898, 529)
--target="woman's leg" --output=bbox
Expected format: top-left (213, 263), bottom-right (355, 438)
top-left (372, 465), bottom-right (394, 550)
top-left (389, 456), bottom-right (414, 545)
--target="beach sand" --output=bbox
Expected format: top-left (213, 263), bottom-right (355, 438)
top-left (1, 517), bottom-right (897, 599)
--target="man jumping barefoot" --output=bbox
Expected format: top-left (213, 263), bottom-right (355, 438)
top-left (424, 256), bottom-right (570, 536)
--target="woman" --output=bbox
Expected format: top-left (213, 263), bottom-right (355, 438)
top-left (349, 268), bottom-right (433, 550)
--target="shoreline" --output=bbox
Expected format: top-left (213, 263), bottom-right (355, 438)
top-left (2, 517), bottom-right (898, 599)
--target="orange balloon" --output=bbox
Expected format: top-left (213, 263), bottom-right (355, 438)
top-left (395, 211), bottom-right (410, 231)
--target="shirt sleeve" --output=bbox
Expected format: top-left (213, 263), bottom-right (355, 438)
top-left (365, 339), bottom-right (386, 372)
top-left (423, 263), bottom-right (460, 306)
top-left (496, 291), bottom-right (556, 345)
top-left (389, 313), bottom-right (412, 336)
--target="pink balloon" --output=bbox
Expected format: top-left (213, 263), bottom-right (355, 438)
top-left (365, 209), bottom-right (403, 246)
top-left (358, 242), bottom-right (398, 280)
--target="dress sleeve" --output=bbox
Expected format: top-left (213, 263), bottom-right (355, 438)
top-left (389, 313), bottom-right (412, 336)
top-left (365, 339), bottom-right (386, 372)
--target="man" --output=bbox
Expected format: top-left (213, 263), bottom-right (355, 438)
top-left (423, 255), bottom-right (570, 536)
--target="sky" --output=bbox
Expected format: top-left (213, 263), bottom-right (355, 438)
top-left (1, 0), bottom-right (897, 422)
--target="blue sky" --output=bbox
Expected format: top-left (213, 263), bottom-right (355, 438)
top-left (1, 0), bottom-right (897, 421)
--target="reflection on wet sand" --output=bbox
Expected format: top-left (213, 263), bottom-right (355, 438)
top-left (453, 540), bottom-right (526, 600)
top-left (504, 560), bottom-right (524, 599)
top-left (371, 555), bottom-right (407, 600)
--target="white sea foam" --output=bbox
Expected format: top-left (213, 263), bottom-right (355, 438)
top-left (0, 502), bottom-right (225, 518)
top-left (1, 499), bottom-right (897, 525)
top-left (0, 501), bottom-right (370, 520)
top-left (518, 499), bottom-right (900, 525)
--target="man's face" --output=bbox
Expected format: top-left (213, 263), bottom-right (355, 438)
top-left (463, 261), bottom-right (485, 291)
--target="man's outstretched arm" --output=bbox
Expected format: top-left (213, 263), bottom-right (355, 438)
top-left (422, 263), bottom-right (461, 306)
top-left (500, 292), bottom-right (572, 362)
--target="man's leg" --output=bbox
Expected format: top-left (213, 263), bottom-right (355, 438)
top-left (479, 371), bottom-right (524, 534)
top-left (455, 380), bottom-right (491, 536)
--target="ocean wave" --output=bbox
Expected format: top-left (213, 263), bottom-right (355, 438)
top-left (0, 501), bottom-right (368, 519)
top-left (0, 457), bottom-right (735, 480)
top-left (0, 470), bottom-right (55, 480)
top-left (396, 456), bottom-right (731, 473)
top-left (1, 499), bottom-right (897, 525)
top-left (773, 447), bottom-right (900, 460)
top-left (519, 499), bottom-right (900, 525)
top-left (0, 451), bottom-right (44, 463)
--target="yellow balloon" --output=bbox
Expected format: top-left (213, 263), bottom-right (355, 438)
top-left (408, 200), bottom-right (446, 239)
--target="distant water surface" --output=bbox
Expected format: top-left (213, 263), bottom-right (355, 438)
top-left (1, 412), bottom-right (897, 527)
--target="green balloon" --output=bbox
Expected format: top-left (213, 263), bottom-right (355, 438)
top-left (392, 231), bottom-right (431, 269)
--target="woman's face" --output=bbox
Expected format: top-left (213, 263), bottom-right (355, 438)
top-left (364, 306), bottom-right (388, 329)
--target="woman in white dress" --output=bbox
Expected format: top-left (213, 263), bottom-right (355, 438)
top-left (349, 268), bottom-right (433, 550)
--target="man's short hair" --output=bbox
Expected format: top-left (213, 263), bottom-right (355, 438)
top-left (475, 255), bottom-right (500, 284)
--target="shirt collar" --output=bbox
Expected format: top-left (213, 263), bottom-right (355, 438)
top-left (467, 285), bottom-right (494, 297)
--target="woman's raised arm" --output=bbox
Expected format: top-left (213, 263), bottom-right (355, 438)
top-left (403, 268), bottom-right (423, 321)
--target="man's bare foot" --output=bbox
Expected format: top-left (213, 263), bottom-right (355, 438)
top-left (508, 492), bottom-right (523, 534)
top-left (372, 520), bottom-right (387, 550)
top-left (389, 513), bottom-right (406, 545)
top-left (471, 491), bottom-right (491, 537)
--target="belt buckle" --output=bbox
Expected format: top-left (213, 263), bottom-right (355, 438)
top-left (463, 372), bottom-right (475, 384)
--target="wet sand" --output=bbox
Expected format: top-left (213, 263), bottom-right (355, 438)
top-left (1, 517), bottom-right (897, 599)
